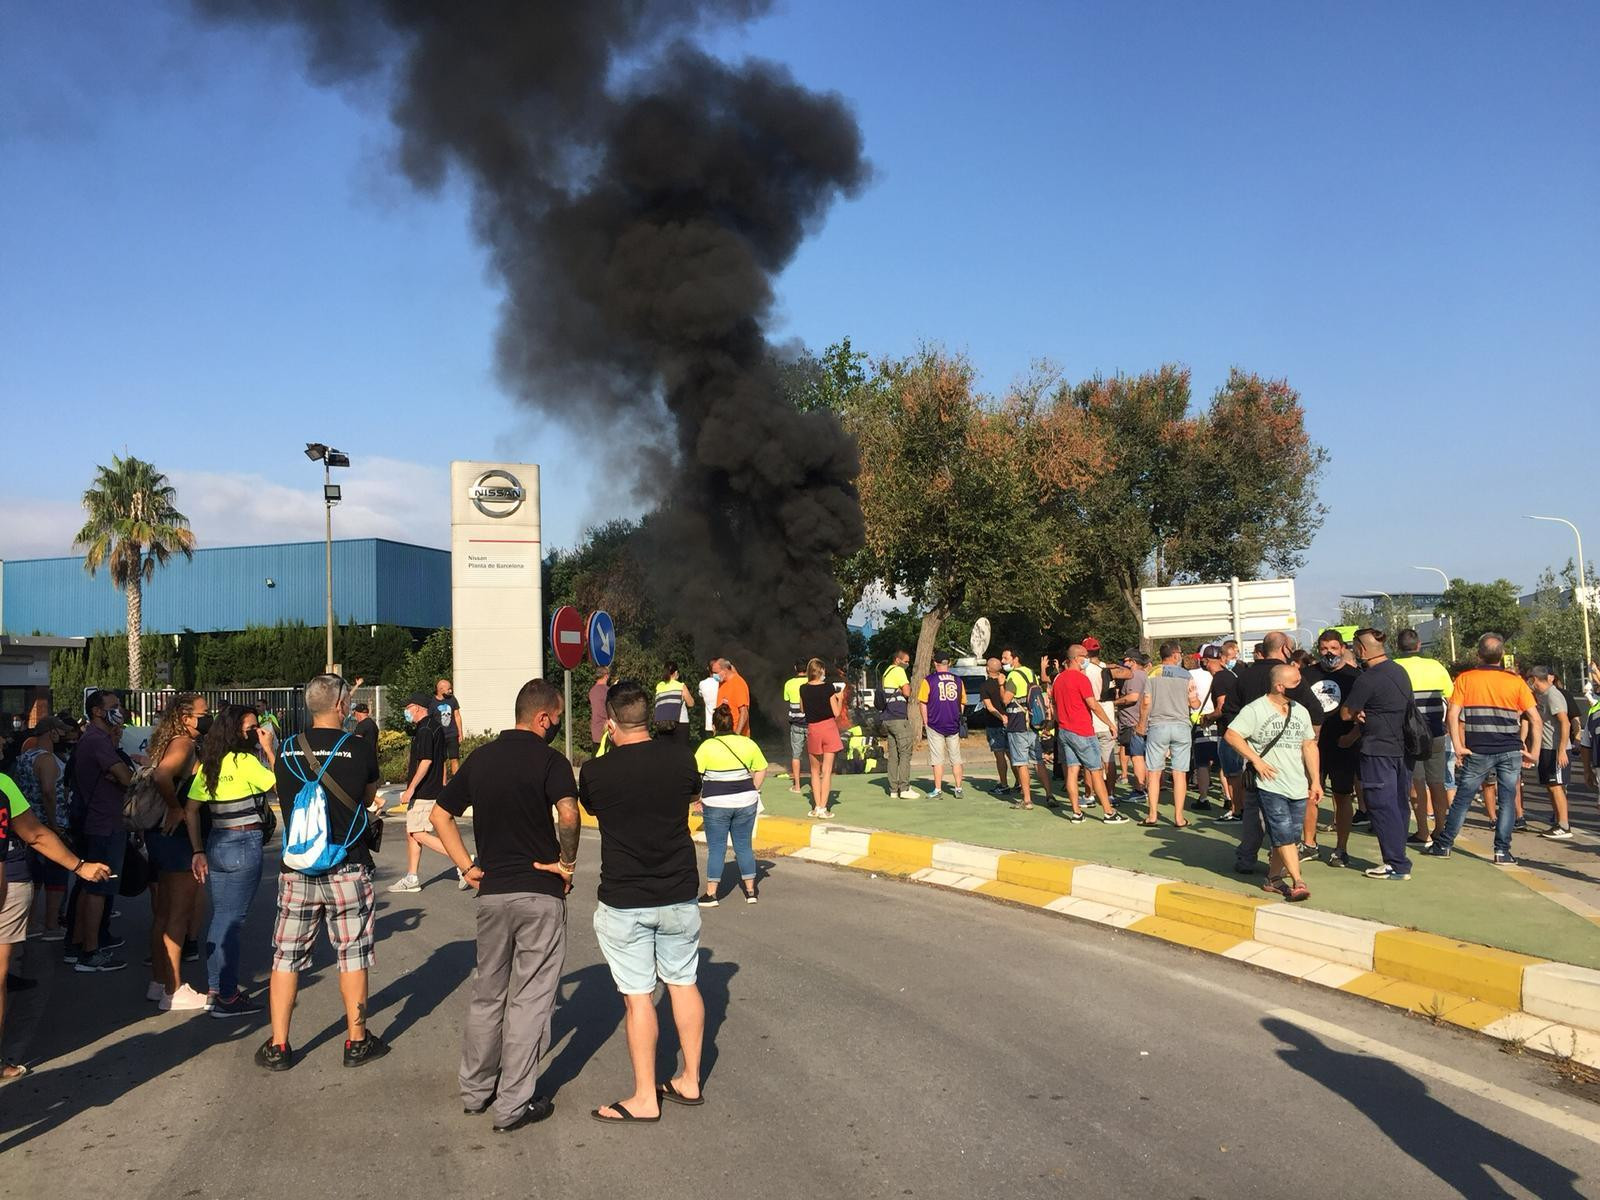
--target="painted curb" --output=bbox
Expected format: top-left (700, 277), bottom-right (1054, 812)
top-left (573, 807), bottom-right (1600, 1066)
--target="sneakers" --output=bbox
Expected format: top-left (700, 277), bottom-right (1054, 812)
top-left (62, 945), bottom-right (79, 965)
top-left (210, 991), bottom-right (264, 1019)
top-left (1513, 818), bottom-right (1529, 833)
top-left (255, 1040), bottom-right (295, 1072)
top-left (1421, 844), bottom-right (1451, 858)
top-left (1406, 833), bottom-right (1434, 848)
top-left (343, 1031), bottom-right (389, 1068)
top-left (457, 867), bottom-right (473, 891)
top-left (1364, 866), bottom-right (1411, 880)
top-left (744, 889), bottom-right (758, 905)
top-left (810, 807), bottom-right (834, 820)
top-left (1215, 811), bottom-right (1243, 823)
top-left (1326, 850), bottom-right (1351, 868)
top-left (160, 984), bottom-right (212, 1013)
top-left (74, 948), bottom-right (127, 973)
top-left (1064, 810), bottom-right (1085, 823)
top-left (698, 893), bottom-right (719, 908)
top-left (493, 1095), bottom-right (555, 1133)
top-left (1191, 799), bottom-right (1214, 811)
top-left (1493, 852), bottom-right (1519, 866)
top-left (1297, 843), bottom-right (1320, 861)
top-left (896, 788), bottom-right (924, 799)
top-left (950, 786), bottom-right (963, 798)
top-left (927, 788), bottom-right (944, 799)
top-left (1542, 826), bottom-right (1574, 841)
top-left (38, 928), bottom-right (65, 942)
top-left (388, 874), bottom-right (422, 893)
top-left (1102, 811), bottom-right (1130, 825)
top-left (100, 935), bottom-right (126, 951)
top-left (1351, 811), bottom-right (1372, 827)
top-left (182, 938), bottom-right (200, 963)
top-left (146, 980), bottom-right (166, 1002)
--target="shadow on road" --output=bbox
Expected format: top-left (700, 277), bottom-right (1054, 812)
top-left (1263, 1017), bottom-right (1583, 1198)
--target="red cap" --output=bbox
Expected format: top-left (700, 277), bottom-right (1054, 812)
top-left (1081, 636), bottom-right (1101, 653)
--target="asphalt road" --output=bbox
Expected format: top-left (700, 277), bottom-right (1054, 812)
top-left (5, 834), bottom-right (1600, 1199)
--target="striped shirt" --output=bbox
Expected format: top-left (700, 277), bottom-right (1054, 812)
top-left (1396, 655), bottom-right (1454, 739)
top-left (653, 681), bottom-right (689, 725)
top-left (1449, 668), bottom-right (1534, 754)
top-left (693, 735), bottom-right (767, 810)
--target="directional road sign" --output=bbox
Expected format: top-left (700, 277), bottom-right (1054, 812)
top-left (587, 609), bottom-right (616, 669)
top-left (550, 604), bottom-right (586, 671)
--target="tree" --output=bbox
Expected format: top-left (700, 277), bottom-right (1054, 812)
top-left (75, 456), bottom-right (195, 689)
top-left (838, 347), bottom-right (1104, 732)
top-left (1519, 562), bottom-right (1590, 677)
top-left (1048, 367), bottom-right (1326, 629)
top-left (1438, 578), bottom-right (1524, 650)
top-left (386, 629), bottom-right (454, 731)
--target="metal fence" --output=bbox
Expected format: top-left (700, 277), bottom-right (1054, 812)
top-left (122, 684), bottom-right (388, 733)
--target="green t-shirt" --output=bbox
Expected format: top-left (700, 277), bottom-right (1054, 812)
top-left (1229, 696), bottom-right (1316, 800)
top-left (188, 751), bottom-right (278, 801)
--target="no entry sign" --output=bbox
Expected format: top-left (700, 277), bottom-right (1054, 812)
top-left (550, 604), bottom-right (586, 671)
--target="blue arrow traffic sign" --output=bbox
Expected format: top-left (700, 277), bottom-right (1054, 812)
top-left (587, 609), bottom-right (616, 669)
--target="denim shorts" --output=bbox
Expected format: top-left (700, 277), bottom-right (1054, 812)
top-left (1218, 740), bottom-right (1246, 777)
top-left (1118, 727), bottom-right (1147, 756)
top-left (1007, 731), bottom-right (1043, 768)
top-left (592, 900), bottom-right (701, 995)
top-left (146, 827), bottom-right (194, 875)
top-left (1057, 729), bottom-right (1102, 770)
top-left (1258, 790), bottom-right (1308, 849)
top-left (986, 726), bottom-right (1009, 754)
top-left (1144, 722), bottom-right (1193, 772)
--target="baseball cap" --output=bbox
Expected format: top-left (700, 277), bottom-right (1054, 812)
top-left (352, 701), bottom-right (371, 713)
top-left (1081, 636), bottom-right (1100, 653)
top-left (1201, 645), bottom-right (1222, 660)
top-left (404, 692), bottom-right (433, 710)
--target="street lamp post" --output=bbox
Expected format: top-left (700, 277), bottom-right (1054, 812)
top-left (305, 444), bottom-right (351, 673)
top-left (1526, 515), bottom-right (1594, 677)
top-left (1412, 565), bottom-right (1456, 662)
top-left (1365, 589), bottom-right (1394, 636)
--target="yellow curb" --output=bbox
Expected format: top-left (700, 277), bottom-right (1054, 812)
top-left (1442, 1000), bottom-right (1513, 1032)
top-left (995, 852), bottom-right (1084, 894)
top-left (851, 854), bottom-right (922, 877)
top-left (1373, 929), bottom-right (1544, 1010)
top-left (1130, 915), bottom-right (1245, 956)
top-left (865, 831), bottom-right (937, 870)
top-left (1154, 882), bottom-right (1275, 941)
top-left (975, 880), bottom-right (1068, 908)
top-left (754, 816), bottom-right (815, 846)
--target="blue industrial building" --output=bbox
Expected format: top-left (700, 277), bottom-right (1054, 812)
top-left (0, 538), bottom-right (450, 637)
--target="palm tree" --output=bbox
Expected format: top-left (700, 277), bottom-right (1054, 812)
top-left (75, 455), bottom-right (196, 689)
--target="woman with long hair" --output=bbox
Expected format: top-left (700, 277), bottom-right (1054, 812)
top-left (694, 704), bottom-right (767, 905)
top-left (186, 704), bottom-right (276, 1018)
top-left (800, 657), bottom-right (844, 818)
top-left (145, 693), bottom-right (209, 1012)
top-left (13, 717), bottom-right (75, 939)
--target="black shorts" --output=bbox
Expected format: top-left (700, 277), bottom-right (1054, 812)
top-left (1323, 749), bottom-right (1357, 795)
top-left (444, 737), bottom-right (461, 761)
top-left (1192, 737), bottom-right (1219, 768)
top-left (1539, 748), bottom-right (1567, 787)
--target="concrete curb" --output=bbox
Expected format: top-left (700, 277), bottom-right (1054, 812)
top-left (733, 813), bottom-right (1600, 1066)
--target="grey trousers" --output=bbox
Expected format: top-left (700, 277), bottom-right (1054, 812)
top-left (461, 892), bottom-right (567, 1125)
top-left (884, 719), bottom-right (914, 792)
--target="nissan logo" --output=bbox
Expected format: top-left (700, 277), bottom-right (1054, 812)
top-left (469, 469), bottom-right (525, 518)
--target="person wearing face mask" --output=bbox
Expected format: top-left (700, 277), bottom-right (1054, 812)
top-left (261, 673), bottom-right (387, 1071)
top-left (69, 690), bottom-right (135, 973)
top-left (145, 694), bottom-right (211, 1012)
top-left (1304, 630), bottom-right (1361, 866)
top-left (13, 718), bottom-right (73, 940)
top-left (390, 692), bottom-right (454, 893)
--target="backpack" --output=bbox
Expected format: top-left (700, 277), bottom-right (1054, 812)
top-left (1027, 681), bottom-right (1049, 730)
top-left (281, 732), bottom-right (367, 874)
top-left (1402, 699), bottom-right (1433, 761)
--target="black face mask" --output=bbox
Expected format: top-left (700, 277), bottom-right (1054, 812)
top-left (196, 714), bottom-right (214, 738)
top-left (544, 719), bottom-right (562, 745)
top-left (1321, 653), bottom-right (1341, 670)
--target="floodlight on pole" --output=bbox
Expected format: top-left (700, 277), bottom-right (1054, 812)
top-left (309, 445), bottom-right (351, 673)
top-left (1526, 515), bottom-right (1593, 675)
top-left (1412, 565), bottom-right (1456, 661)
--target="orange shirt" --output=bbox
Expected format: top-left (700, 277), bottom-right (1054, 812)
top-left (717, 671), bottom-right (752, 734)
top-left (1450, 668), bottom-right (1534, 753)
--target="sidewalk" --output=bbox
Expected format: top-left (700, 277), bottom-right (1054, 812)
top-left (758, 762), bottom-right (1600, 970)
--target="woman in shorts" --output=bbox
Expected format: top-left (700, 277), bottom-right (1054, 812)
top-left (145, 694), bottom-right (209, 1012)
top-left (800, 658), bottom-right (843, 818)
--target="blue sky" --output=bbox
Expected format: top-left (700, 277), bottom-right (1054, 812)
top-left (3, 1), bottom-right (1597, 633)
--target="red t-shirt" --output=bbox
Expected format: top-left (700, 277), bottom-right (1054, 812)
top-left (1051, 669), bottom-right (1097, 737)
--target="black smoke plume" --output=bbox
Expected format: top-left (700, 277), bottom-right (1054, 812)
top-left (196, 0), bottom-right (867, 696)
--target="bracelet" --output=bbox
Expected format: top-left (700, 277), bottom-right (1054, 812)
top-left (70, 858), bottom-right (83, 875)
top-left (192, 849), bottom-right (206, 857)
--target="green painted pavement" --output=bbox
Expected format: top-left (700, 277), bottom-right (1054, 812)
top-left (754, 770), bottom-right (1600, 970)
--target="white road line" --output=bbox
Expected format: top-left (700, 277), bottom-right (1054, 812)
top-left (1265, 1007), bottom-right (1600, 1143)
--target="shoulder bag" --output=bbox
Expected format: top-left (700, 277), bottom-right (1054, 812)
top-left (1243, 703), bottom-right (1296, 795)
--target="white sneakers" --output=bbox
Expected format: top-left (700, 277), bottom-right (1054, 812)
top-left (159, 984), bottom-right (212, 1013)
top-left (389, 874), bottom-right (422, 893)
top-left (896, 789), bottom-right (924, 799)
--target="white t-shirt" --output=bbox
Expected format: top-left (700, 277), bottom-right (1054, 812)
top-left (1189, 668), bottom-right (1213, 710)
top-left (698, 675), bottom-right (720, 732)
top-left (1084, 661), bottom-right (1112, 733)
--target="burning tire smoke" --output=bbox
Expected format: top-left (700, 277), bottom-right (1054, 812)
top-left (196, 0), bottom-right (868, 693)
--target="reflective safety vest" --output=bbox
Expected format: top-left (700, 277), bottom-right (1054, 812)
top-left (654, 681), bottom-right (688, 726)
top-left (881, 664), bottom-right (910, 721)
top-left (783, 675), bottom-right (806, 727)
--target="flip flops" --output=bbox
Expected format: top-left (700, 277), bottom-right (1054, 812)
top-left (658, 1080), bottom-right (706, 1107)
top-left (590, 1100), bottom-right (661, 1124)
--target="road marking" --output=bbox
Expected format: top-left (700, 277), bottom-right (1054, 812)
top-left (1265, 1006), bottom-right (1600, 1143)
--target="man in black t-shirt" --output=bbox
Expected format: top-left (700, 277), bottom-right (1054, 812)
top-left (579, 681), bottom-right (705, 1123)
top-left (347, 701), bottom-right (379, 744)
top-left (430, 678), bottom-right (578, 1133)
top-left (261, 673), bottom-right (386, 1073)
top-left (434, 678), bottom-right (463, 782)
top-left (978, 658), bottom-right (1013, 794)
top-left (1342, 629), bottom-right (1417, 881)
top-left (391, 692), bottom-right (451, 894)
top-left (1199, 648), bottom-right (1244, 819)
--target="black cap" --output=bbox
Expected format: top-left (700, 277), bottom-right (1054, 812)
top-left (405, 692), bottom-right (433, 710)
top-left (352, 701), bottom-right (370, 713)
top-left (1201, 645), bottom-right (1222, 660)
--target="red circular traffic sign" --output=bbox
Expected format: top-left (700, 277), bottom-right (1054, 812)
top-left (550, 605), bottom-right (586, 671)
